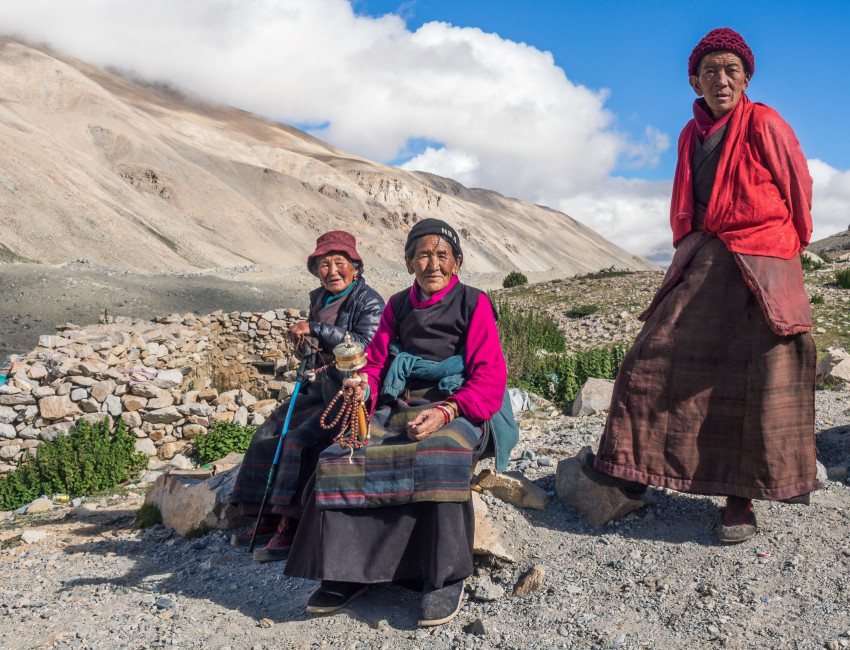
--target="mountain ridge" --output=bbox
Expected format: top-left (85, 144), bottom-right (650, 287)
top-left (0, 36), bottom-right (658, 276)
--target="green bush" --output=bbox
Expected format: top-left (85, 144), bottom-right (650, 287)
top-left (0, 418), bottom-right (147, 512)
top-left (819, 252), bottom-right (833, 263)
top-left (836, 268), bottom-right (850, 289)
top-left (494, 299), bottom-right (566, 381)
top-left (810, 294), bottom-right (825, 305)
top-left (195, 421), bottom-right (256, 465)
top-left (494, 297), bottom-right (626, 408)
top-left (567, 304), bottom-right (599, 318)
top-left (801, 255), bottom-right (824, 271)
top-left (520, 345), bottom-right (628, 407)
top-left (502, 271), bottom-right (528, 288)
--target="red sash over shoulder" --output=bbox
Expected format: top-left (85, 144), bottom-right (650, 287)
top-left (671, 95), bottom-right (813, 259)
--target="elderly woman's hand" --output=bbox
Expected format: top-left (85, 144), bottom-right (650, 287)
top-left (287, 321), bottom-right (311, 341)
top-left (407, 408), bottom-right (447, 441)
top-left (342, 373), bottom-right (369, 403)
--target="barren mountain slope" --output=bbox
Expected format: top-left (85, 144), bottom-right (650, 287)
top-left (0, 37), bottom-right (656, 275)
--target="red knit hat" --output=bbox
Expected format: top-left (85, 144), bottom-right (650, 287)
top-left (689, 28), bottom-right (754, 77)
top-left (306, 230), bottom-right (363, 276)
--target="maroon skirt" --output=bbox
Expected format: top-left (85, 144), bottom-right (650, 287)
top-left (594, 236), bottom-right (818, 500)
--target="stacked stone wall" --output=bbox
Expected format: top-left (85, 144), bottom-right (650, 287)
top-left (0, 308), bottom-right (308, 472)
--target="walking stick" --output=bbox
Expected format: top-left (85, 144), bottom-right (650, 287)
top-left (248, 356), bottom-right (309, 552)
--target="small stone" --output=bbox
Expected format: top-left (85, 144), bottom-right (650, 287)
top-left (476, 469), bottom-right (550, 510)
top-left (463, 619), bottom-right (487, 636)
top-left (154, 369), bottom-right (184, 390)
top-left (571, 378), bottom-right (615, 416)
top-left (26, 498), bottom-right (54, 513)
top-left (21, 530), bottom-right (49, 544)
top-left (258, 618), bottom-right (275, 628)
top-left (155, 597), bottom-right (173, 610)
top-left (473, 575), bottom-right (504, 602)
top-left (511, 564), bottom-right (545, 597)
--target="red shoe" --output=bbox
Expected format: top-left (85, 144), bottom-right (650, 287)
top-left (229, 516), bottom-right (280, 548)
top-left (252, 517), bottom-right (298, 563)
top-left (717, 497), bottom-right (757, 544)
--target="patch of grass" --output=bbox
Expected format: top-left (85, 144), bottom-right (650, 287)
top-left (184, 525), bottom-right (211, 540)
top-left (135, 503), bottom-right (162, 529)
top-left (1, 534), bottom-right (22, 550)
top-left (836, 268), bottom-right (850, 289)
top-left (566, 304), bottom-right (599, 318)
top-left (810, 294), bottom-right (826, 305)
top-left (494, 298), bottom-right (566, 381)
top-left (579, 269), bottom-right (632, 280)
top-left (141, 224), bottom-right (179, 252)
top-left (0, 242), bottom-right (32, 263)
top-left (801, 255), bottom-right (824, 271)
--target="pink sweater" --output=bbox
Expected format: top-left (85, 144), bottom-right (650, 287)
top-left (362, 276), bottom-right (507, 424)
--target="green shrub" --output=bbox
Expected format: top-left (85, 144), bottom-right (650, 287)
top-left (494, 296), bottom-right (626, 408)
top-left (494, 299), bottom-right (566, 381)
top-left (819, 251), bottom-right (833, 263)
top-left (136, 503), bottom-right (162, 528)
top-left (801, 255), bottom-right (824, 271)
top-left (810, 294), bottom-right (826, 305)
top-left (195, 421), bottom-right (256, 465)
top-left (836, 268), bottom-right (850, 289)
top-left (519, 345), bottom-right (628, 407)
top-left (567, 304), bottom-right (599, 318)
top-left (0, 418), bottom-right (147, 512)
top-left (502, 271), bottom-right (528, 288)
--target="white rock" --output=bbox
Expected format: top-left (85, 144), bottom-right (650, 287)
top-left (154, 369), bottom-right (184, 390)
top-left (21, 530), bottom-right (50, 544)
top-left (571, 378), bottom-right (615, 416)
top-left (508, 388), bottom-right (531, 414)
top-left (0, 406), bottom-right (15, 425)
top-left (232, 406), bottom-right (249, 427)
top-left (135, 438), bottom-right (158, 457)
top-left (103, 394), bottom-right (123, 417)
top-left (0, 423), bottom-right (16, 440)
top-left (816, 348), bottom-right (850, 386)
top-left (169, 454), bottom-right (194, 470)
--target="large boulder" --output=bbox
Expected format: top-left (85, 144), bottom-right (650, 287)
top-left (555, 446), bottom-right (649, 526)
top-left (817, 348), bottom-right (850, 387)
top-left (571, 378), bottom-right (615, 416)
top-left (476, 469), bottom-right (549, 510)
top-left (142, 467), bottom-right (246, 537)
top-left (471, 492), bottom-right (515, 563)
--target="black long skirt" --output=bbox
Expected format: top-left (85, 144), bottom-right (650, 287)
top-left (284, 476), bottom-right (475, 590)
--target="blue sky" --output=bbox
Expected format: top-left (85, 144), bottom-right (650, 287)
top-left (356, 0), bottom-right (850, 180)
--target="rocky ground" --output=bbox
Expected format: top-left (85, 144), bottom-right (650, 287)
top-left (1, 260), bottom-right (849, 649)
top-left (1, 387), bottom-right (848, 650)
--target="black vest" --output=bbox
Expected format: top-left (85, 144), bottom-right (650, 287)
top-left (390, 282), bottom-right (481, 362)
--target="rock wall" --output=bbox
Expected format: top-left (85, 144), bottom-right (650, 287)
top-left (0, 308), bottom-right (307, 472)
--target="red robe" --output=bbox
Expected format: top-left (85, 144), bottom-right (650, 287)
top-left (671, 94), bottom-right (813, 259)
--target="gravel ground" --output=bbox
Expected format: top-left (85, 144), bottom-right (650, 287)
top-left (1, 390), bottom-right (848, 650)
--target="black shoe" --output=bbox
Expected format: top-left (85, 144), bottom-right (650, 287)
top-left (418, 580), bottom-right (464, 627)
top-left (581, 452), bottom-right (647, 498)
top-left (306, 581), bottom-right (368, 614)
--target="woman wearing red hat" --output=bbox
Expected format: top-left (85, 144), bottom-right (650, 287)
top-left (230, 230), bottom-right (385, 562)
top-left (583, 28), bottom-right (818, 543)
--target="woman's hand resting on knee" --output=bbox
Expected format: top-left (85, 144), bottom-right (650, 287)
top-left (407, 409), bottom-right (446, 441)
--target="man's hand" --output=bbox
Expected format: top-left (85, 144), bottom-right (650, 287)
top-left (407, 408), bottom-right (445, 441)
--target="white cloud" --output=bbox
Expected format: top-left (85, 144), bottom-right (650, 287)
top-left (0, 0), bottom-right (846, 262)
top-left (401, 147), bottom-right (480, 187)
top-left (809, 159), bottom-right (850, 241)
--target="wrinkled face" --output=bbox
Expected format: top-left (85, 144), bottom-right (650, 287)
top-left (406, 235), bottom-right (462, 295)
top-left (315, 253), bottom-right (356, 295)
top-left (689, 51), bottom-right (750, 119)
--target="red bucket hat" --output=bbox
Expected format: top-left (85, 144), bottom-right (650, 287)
top-left (689, 27), bottom-right (754, 77)
top-left (306, 230), bottom-right (363, 276)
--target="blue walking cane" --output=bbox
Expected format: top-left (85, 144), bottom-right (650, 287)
top-left (248, 355), bottom-right (309, 552)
